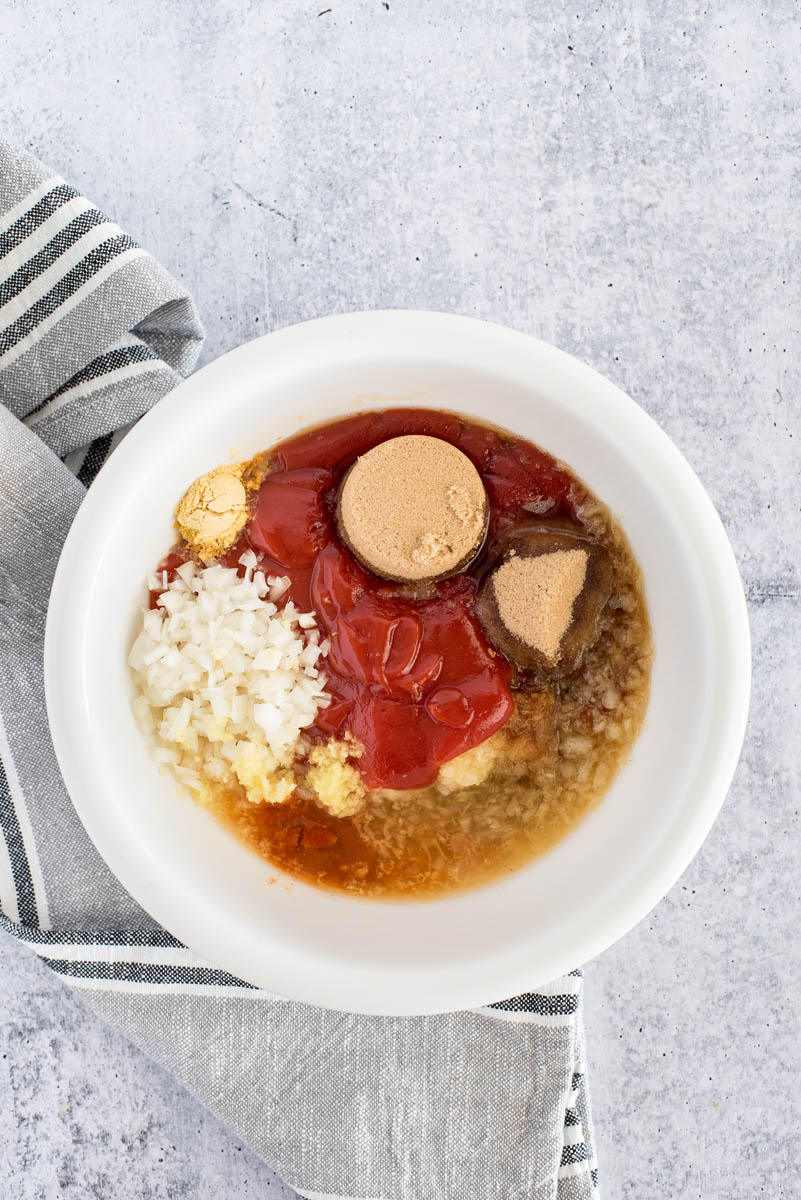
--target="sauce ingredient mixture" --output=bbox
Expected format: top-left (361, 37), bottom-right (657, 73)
top-left (131, 408), bottom-right (652, 898)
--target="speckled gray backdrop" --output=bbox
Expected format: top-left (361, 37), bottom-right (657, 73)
top-left (1, 2), bottom-right (799, 1197)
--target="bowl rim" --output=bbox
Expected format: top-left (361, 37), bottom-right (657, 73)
top-left (44, 310), bottom-right (751, 1013)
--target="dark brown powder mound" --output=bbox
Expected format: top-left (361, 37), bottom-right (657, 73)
top-left (477, 525), bottom-right (613, 677)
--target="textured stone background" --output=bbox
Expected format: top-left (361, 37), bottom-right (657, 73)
top-left (2, 1), bottom-right (799, 1197)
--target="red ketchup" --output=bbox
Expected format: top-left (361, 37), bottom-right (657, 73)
top-left (219, 409), bottom-right (577, 791)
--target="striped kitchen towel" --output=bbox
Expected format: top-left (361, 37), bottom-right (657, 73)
top-left (0, 140), bottom-right (598, 1200)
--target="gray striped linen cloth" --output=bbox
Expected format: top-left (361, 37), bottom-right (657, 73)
top-left (0, 140), bottom-right (599, 1200)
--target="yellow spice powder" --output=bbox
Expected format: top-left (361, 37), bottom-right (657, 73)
top-left (175, 465), bottom-right (250, 558)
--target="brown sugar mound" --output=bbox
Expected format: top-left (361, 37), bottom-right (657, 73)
top-left (175, 465), bottom-right (251, 558)
top-left (337, 435), bottom-right (488, 581)
top-left (477, 526), bottom-right (613, 678)
top-left (493, 551), bottom-right (588, 662)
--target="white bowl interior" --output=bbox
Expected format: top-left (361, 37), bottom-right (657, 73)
top-left (45, 313), bottom-right (750, 1013)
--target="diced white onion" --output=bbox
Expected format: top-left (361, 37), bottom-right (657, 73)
top-left (130, 563), bottom-right (330, 798)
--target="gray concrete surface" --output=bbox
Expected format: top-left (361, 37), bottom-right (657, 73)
top-left (2, 1), bottom-right (799, 1196)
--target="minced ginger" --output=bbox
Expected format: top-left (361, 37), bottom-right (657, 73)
top-left (305, 736), bottom-right (366, 817)
top-left (209, 734), bottom-right (367, 817)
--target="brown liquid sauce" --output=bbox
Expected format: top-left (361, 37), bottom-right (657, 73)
top-left (189, 410), bottom-right (652, 900)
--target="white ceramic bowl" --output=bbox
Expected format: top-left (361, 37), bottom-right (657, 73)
top-left (44, 311), bottom-right (750, 1015)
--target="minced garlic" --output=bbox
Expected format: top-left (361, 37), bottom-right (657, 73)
top-left (232, 742), bottom-right (297, 806)
top-left (437, 734), bottom-right (502, 794)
